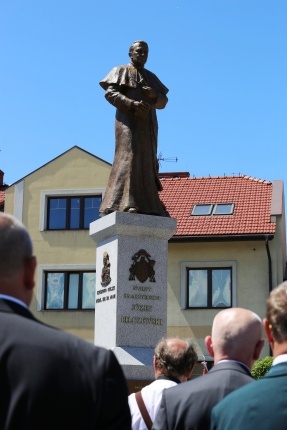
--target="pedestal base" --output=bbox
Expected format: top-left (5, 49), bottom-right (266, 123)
top-left (90, 211), bottom-right (176, 380)
top-left (112, 346), bottom-right (154, 380)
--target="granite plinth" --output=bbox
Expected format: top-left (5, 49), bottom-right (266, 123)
top-left (90, 211), bottom-right (176, 380)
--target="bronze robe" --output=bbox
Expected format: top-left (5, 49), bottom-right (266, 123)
top-left (99, 63), bottom-right (169, 216)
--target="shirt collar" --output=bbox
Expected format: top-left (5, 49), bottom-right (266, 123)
top-left (0, 294), bottom-right (28, 309)
top-left (272, 354), bottom-right (287, 366)
top-left (156, 374), bottom-right (181, 384)
top-left (217, 359), bottom-right (250, 373)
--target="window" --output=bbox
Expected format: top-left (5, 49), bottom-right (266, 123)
top-left (192, 204), bottom-right (213, 216)
top-left (191, 203), bottom-right (234, 216)
top-left (213, 204), bottom-right (234, 215)
top-left (180, 261), bottom-right (236, 309)
top-left (44, 271), bottom-right (95, 310)
top-left (187, 267), bottom-right (231, 308)
top-left (47, 196), bottom-right (101, 230)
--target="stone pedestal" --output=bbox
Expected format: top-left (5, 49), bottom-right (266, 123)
top-left (90, 212), bottom-right (176, 380)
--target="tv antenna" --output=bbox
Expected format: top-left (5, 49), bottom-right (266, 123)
top-left (158, 152), bottom-right (178, 167)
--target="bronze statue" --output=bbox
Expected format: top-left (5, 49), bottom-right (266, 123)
top-left (99, 40), bottom-right (169, 216)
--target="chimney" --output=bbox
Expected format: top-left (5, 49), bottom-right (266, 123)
top-left (0, 170), bottom-right (8, 191)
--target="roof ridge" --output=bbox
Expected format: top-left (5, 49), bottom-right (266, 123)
top-left (160, 174), bottom-right (272, 184)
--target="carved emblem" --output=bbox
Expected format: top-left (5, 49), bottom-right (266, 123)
top-left (101, 252), bottom-right (111, 286)
top-left (129, 249), bottom-right (156, 283)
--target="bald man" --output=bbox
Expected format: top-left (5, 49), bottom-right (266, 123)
top-left (211, 282), bottom-right (287, 430)
top-left (152, 308), bottom-right (264, 430)
top-left (129, 337), bottom-right (197, 430)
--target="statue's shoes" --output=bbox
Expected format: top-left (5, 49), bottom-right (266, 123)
top-left (127, 207), bottom-right (137, 213)
top-left (105, 207), bottom-right (114, 214)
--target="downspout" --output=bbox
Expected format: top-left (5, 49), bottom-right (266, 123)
top-left (265, 235), bottom-right (273, 357)
top-left (265, 235), bottom-right (272, 293)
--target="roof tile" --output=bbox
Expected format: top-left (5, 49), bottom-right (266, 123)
top-left (159, 175), bottom-right (276, 237)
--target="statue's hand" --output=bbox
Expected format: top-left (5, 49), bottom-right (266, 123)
top-left (132, 100), bottom-right (150, 119)
top-left (142, 86), bottom-right (157, 100)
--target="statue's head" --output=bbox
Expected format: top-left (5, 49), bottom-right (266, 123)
top-left (129, 40), bottom-right (149, 68)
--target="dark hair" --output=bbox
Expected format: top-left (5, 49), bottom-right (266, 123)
top-left (267, 282), bottom-right (287, 343)
top-left (154, 337), bottom-right (197, 378)
top-left (129, 40), bottom-right (148, 54)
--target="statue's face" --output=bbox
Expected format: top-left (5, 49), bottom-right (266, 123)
top-left (129, 43), bottom-right (148, 68)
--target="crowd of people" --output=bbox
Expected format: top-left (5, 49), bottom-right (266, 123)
top-left (1, 212), bottom-right (286, 429)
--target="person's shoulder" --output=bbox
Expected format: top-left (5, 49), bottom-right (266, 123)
top-left (208, 361), bottom-right (253, 381)
top-left (99, 64), bottom-right (134, 89)
top-left (214, 378), bottom-right (259, 412)
top-left (29, 316), bottom-right (113, 359)
top-left (142, 378), bottom-right (176, 395)
top-left (164, 367), bottom-right (235, 401)
top-left (163, 376), bottom-right (203, 400)
top-left (142, 68), bottom-right (169, 94)
top-left (142, 67), bottom-right (156, 77)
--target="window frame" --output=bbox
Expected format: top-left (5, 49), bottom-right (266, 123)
top-left (37, 264), bottom-right (96, 311)
top-left (191, 203), bottom-right (234, 217)
top-left (180, 261), bottom-right (237, 309)
top-left (191, 204), bottom-right (213, 216)
top-left (213, 203), bottom-right (234, 215)
top-left (47, 195), bottom-right (102, 230)
top-left (39, 189), bottom-right (105, 232)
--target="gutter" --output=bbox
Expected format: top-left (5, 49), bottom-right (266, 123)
top-left (169, 234), bottom-right (275, 243)
top-left (265, 235), bottom-right (273, 357)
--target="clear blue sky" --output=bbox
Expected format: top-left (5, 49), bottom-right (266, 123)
top-left (1, 1), bottom-right (286, 190)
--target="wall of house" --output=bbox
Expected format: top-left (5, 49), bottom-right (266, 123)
top-left (5, 148), bottom-right (111, 343)
top-left (166, 239), bottom-right (283, 358)
top-left (270, 180), bottom-right (287, 286)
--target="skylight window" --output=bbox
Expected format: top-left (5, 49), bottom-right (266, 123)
top-left (191, 203), bottom-right (234, 216)
top-left (213, 203), bottom-right (234, 215)
top-left (191, 204), bottom-right (213, 216)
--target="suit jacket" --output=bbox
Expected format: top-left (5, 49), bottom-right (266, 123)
top-left (0, 298), bottom-right (131, 430)
top-left (152, 361), bottom-right (253, 430)
top-left (211, 362), bottom-right (287, 430)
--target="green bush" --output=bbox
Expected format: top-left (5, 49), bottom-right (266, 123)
top-left (251, 356), bottom-right (273, 380)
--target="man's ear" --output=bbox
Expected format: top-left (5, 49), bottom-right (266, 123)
top-left (185, 363), bottom-right (196, 380)
top-left (153, 355), bottom-right (156, 368)
top-left (263, 317), bottom-right (274, 344)
top-left (23, 256), bottom-right (37, 290)
top-left (254, 339), bottom-right (265, 361)
top-left (205, 335), bottom-right (214, 357)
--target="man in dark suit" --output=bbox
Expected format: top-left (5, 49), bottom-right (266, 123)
top-left (152, 307), bottom-right (264, 430)
top-left (211, 282), bottom-right (287, 430)
top-left (0, 212), bottom-right (131, 430)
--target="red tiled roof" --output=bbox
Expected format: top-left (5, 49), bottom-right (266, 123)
top-left (159, 175), bottom-right (276, 237)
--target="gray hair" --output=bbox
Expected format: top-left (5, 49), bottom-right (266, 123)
top-left (154, 337), bottom-right (197, 379)
top-left (0, 213), bottom-right (33, 277)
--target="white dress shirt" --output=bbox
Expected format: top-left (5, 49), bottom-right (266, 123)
top-left (128, 378), bottom-right (178, 430)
